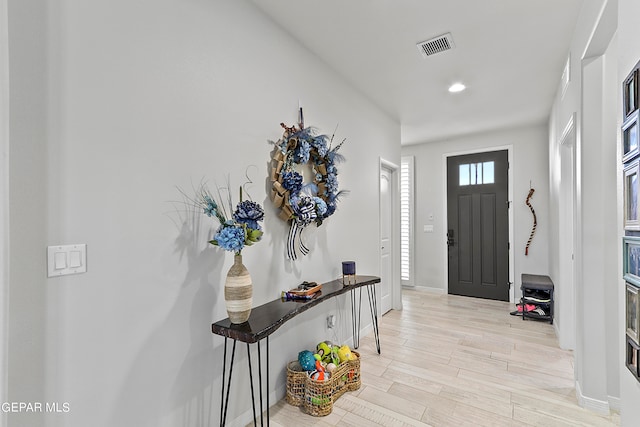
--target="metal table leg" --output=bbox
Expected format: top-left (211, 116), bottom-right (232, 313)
top-left (366, 284), bottom-right (381, 354)
top-left (266, 337), bottom-right (270, 426)
top-left (247, 343), bottom-right (257, 426)
top-left (220, 338), bottom-right (237, 427)
top-left (257, 340), bottom-right (263, 427)
top-left (256, 337), bottom-right (270, 427)
top-left (219, 337), bottom-right (270, 427)
top-left (350, 284), bottom-right (381, 353)
top-left (350, 287), bottom-right (363, 348)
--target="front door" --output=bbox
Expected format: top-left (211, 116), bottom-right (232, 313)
top-left (447, 150), bottom-right (509, 301)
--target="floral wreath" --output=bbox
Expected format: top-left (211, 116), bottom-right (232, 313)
top-left (270, 112), bottom-right (346, 260)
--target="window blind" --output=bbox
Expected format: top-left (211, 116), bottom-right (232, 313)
top-left (400, 156), bottom-right (414, 285)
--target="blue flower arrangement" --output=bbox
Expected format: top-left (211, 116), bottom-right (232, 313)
top-left (197, 184), bottom-right (264, 255)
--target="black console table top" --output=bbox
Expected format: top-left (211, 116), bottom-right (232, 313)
top-left (211, 275), bottom-right (381, 343)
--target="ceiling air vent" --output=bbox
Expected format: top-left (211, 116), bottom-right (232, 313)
top-left (417, 33), bottom-right (455, 58)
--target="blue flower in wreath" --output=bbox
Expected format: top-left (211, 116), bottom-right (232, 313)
top-left (294, 140), bottom-right (311, 164)
top-left (214, 226), bottom-right (245, 253)
top-left (296, 128), bottom-right (314, 141)
top-left (281, 171), bottom-right (303, 194)
top-left (312, 135), bottom-right (328, 157)
top-left (325, 201), bottom-right (337, 217)
top-left (326, 173), bottom-right (339, 194)
top-left (233, 200), bottom-right (264, 231)
top-left (313, 197), bottom-right (327, 216)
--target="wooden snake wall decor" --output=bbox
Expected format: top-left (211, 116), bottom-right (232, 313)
top-left (525, 187), bottom-right (537, 256)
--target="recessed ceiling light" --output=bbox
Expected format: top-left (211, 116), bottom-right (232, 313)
top-left (448, 83), bottom-right (466, 93)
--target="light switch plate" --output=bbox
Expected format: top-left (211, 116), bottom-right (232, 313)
top-left (47, 244), bottom-right (87, 277)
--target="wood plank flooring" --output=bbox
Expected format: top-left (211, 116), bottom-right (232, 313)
top-left (265, 288), bottom-right (620, 426)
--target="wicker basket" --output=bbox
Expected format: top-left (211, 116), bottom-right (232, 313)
top-left (285, 351), bottom-right (360, 416)
top-left (285, 361), bottom-right (306, 407)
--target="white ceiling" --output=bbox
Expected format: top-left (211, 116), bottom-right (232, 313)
top-left (251, 0), bottom-right (584, 145)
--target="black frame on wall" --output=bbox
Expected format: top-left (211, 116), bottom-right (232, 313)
top-left (627, 336), bottom-right (639, 379)
top-left (623, 111), bottom-right (640, 164)
top-left (625, 67), bottom-right (639, 120)
top-left (624, 161), bottom-right (640, 230)
top-left (627, 283), bottom-right (639, 342)
top-left (623, 60), bottom-right (640, 384)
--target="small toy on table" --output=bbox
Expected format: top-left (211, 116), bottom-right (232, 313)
top-left (281, 281), bottom-right (322, 301)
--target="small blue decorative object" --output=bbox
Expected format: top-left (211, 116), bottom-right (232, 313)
top-left (298, 350), bottom-right (316, 371)
top-left (342, 261), bottom-right (356, 275)
top-left (342, 261), bottom-right (356, 284)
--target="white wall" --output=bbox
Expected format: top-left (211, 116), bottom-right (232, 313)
top-left (548, 0), bottom-right (620, 414)
top-left (7, 0), bottom-right (48, 425)
top-left (619, 0), bottom-right (640, 422)
top-left (0, 0), bottom-right (9, 424)
top-left (7, 1), bottom-right (400, 426)
top-left (401, 124), bottom-right (549, 301)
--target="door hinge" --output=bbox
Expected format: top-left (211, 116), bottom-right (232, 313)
top-left (506, 200), bottom-right (512, 208)
top-left (508, 242), bottom-right (511, 250)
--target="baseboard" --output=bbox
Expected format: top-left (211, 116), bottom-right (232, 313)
top-left (231, 388), bottom-right (282, 427)
top-left (575, 380), bottom-right (611, 415)
top-left (411, 285), bottom-right (445, 294)
top-left (608, 395), bottom-right (621, 413)
top-left (344, 322), bottom-right (374, 349)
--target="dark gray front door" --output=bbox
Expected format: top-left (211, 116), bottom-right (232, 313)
top-left (447, 150), bottom-right (509, 301)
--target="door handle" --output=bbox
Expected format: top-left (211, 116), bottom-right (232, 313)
top-left (447, 229), bottom-right (455, 247)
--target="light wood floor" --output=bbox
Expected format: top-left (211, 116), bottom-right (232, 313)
top-left (266, 288), bottom-right (621, 426)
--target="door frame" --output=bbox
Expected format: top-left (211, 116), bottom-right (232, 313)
top-left (558, 113), bottom-right (577, 350)
top-left (379, 158), bottom-right (402, 311)
top-left (441, 145), bottom-right (515, 302)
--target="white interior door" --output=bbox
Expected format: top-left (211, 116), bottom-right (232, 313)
top-left (380, 167), bottom-right (393, 314)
